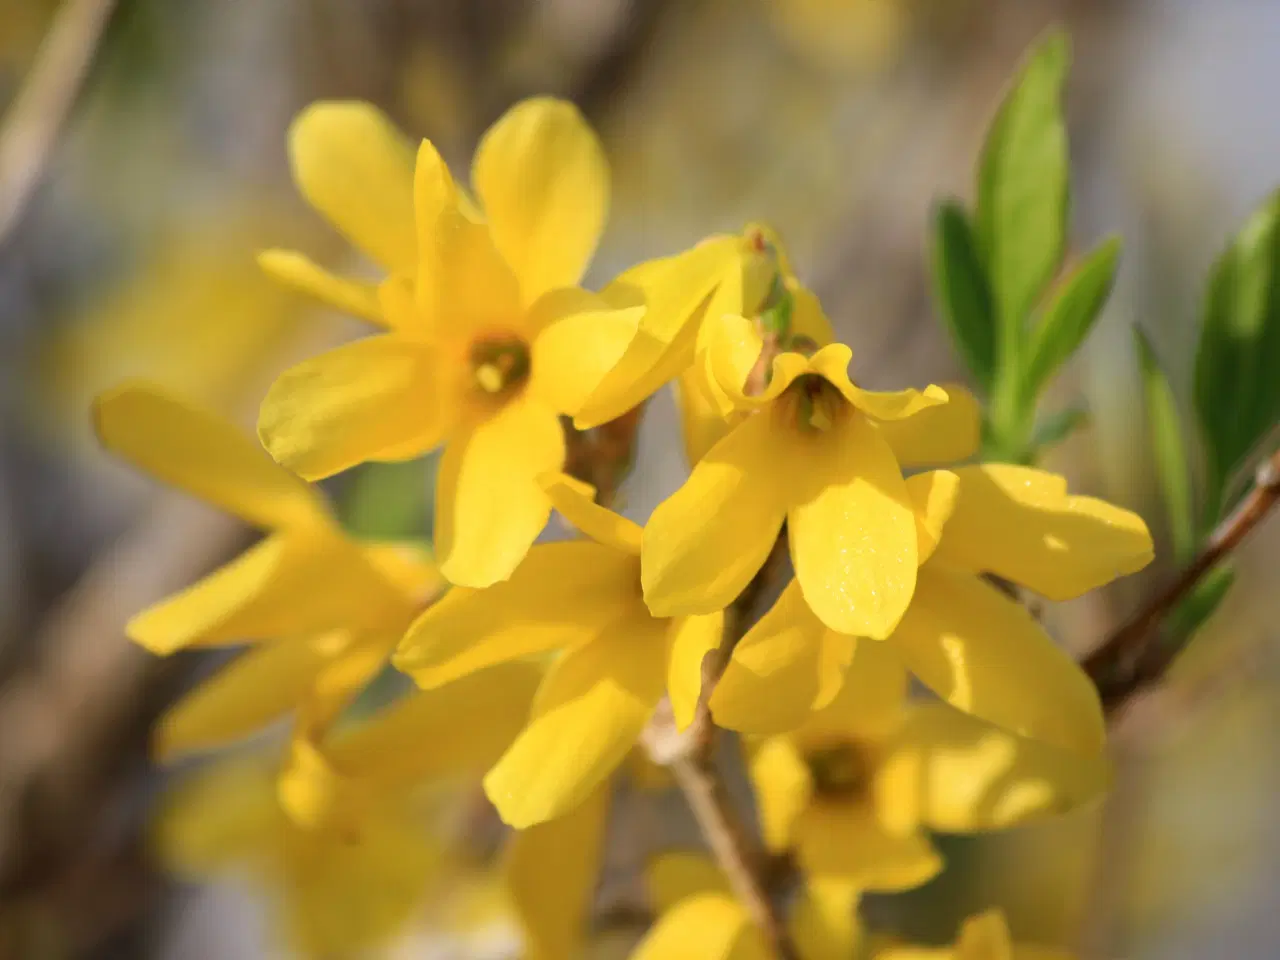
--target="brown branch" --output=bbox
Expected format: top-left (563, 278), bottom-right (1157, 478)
top-left (1084, 448), bottom-right (1280, 714)
top-left (0, 0), bottom-right (118, 244)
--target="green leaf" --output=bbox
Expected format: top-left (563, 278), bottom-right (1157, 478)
top-left (976, 29), bottom-right (1071, 342)
top-left (342, 456), bottom-right (436, 541)
top-left (1135, 327), bottom-right (1195, 563)
top-left (1029, 405), bottom-right (1090, 458)
top-left (1020, 237), bottom-right (1121, 405)
top-left (931, 200), bottom-right (997, 391)
top-left (1194, 190), bottom-right (1280, 522)
top-left (1168, 563), bottom-right (1235, 646)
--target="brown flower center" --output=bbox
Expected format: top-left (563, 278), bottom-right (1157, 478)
top-left (805, 741), bottom-right (871, 800)
top-left (470, 336), bottom-right (530, 398)
top-left (782, 373), bottom-right (845, 433)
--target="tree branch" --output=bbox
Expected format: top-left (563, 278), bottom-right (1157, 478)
top-left (1084, 448), bottom-right (1280, 714)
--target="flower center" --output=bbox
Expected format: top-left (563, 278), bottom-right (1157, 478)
top-left (784, 373), bottom-right (844, 433)
top-left (470, 336), bottom-right (530, 397)
top-left (805, 741), bottom-right (871, 800)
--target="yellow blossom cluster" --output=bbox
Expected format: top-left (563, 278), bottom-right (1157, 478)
top-left (97, 97), bottom-right (1153, 958)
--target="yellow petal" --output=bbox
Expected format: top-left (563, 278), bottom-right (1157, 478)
top-left (795, 803), bottom-right (942, 892)
top-left (483, 616), bottom-right (669, 828)
top-left (258, 335), bottom-right (447, 481)
top-left (257, 249), bottom-right (386, 326)
top-left (413, 139), bottom-right (521, 336)
top-left (472, 98), bottom-right (608, 305)
top-left (810, 344), bottom-right (949, 420)
top-left (506, 783), bottom-right (610, 960)
top-left (394, 540), bottom-right (639, 688)
top-left (790, 878), bottom-right (862, 960)
top-left (631, 894), bottom-right (769, 960)
top-left (528, 289), bottom-right (643, 416)
top-left (789, 409), bottom-right (917, 639)
top-left (667, 611), bottom-right (725, 730)
top-left (800, 633), bottom-right (909, 742)
top-left (712, 580), bottom-right (844, 735)
top-left (156, 632), bottom-right (352, 759)
top-left (574, 236), bottom-right (743, 429)
top-left (540, 472), bottom-right (643, 554)
top-left (94, 381), bottom-right (327, 531)
top-left (326, 661), bottom-right (542, 788)
top-left (642, 411), bottom-right (788, 617)
top-left (873, 702), bottom-right (1111, 837)
top-left (152, 756), bottom-right (278, 877)
top-left (891, 563), bottom-right (1106, 754)
top-left (705, 314), bottom-right (810, 410)
top-left (789, 284), bottom-right (836, 348)
top-left (646, 851), bottom-right (729, 914)
top-left (127, 531), bottom-right (401, 654)
top-left (675, 366), bottom-right (738, 468)
top-left (876, 383), bottom-right (982, 467)
top-left (747, 735), bottom-right (813, 852)
top-left (907, 470), bottom-right (960, 564)
top-left (932, 465), bottom-right (1154, 600)
top-left (434, 396), bottom-right (566, 587)
top-left (288, 101), bottom-right (416, 272)
top-left (955, 909), bottom-right (1015, 960)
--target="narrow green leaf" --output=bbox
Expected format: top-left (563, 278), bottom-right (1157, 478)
top-left (976, 29), bottom-right (1071, 342)
top-left (1134, 327), bottom-right (1194, 563)
top-left (1020, 237), bottom-right (1121, 405)
top-left (1194, 190), bottom-right (1280, 522)
top-left (1168, 563), bottom-right (1235, 646)
top-left (1029, 405), bottom-right (1090, 458)
top-left (930, 200), bottom-right (997, 391)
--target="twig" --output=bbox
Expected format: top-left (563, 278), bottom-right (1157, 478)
top-left (0, 0), bottom-right (117, 244)
top-left (1083, 448), bottom-right (1280, 714)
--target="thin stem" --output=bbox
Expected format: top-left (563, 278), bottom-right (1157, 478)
top-left (1084, 448), bottom-right (1280, 714)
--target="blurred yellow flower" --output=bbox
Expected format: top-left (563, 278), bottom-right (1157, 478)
top-left (742, 646), bottom-right (1108, 895)
top-left (711, 463), bottom-right (1153, 753)
top-left (875, 908), bottom-right (1075, 960)
top-left (768, 0), bottom-right (910, 75)
top-left (633, 850), bottom-right (860, 960)
top-left (156, 660), bottom-right (539, 958)
top-left (93, 382), bottom-right (440, 757)
top-left (259, 97), bottom-right (641, 588)
top-left (642, 310), bottom-right (969, 640)
top-left (394, 473), bottom-right (723, 828)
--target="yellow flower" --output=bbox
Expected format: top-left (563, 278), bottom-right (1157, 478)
top-left (632, 850), bottom-right (860, 960)
top-left (743, 646), bottom-right (1109, 896)
top-left (155, 662), bottom-right (539, 958)
top-left (711, 463), bottom-right (1153, 753)
top-left (642, 311), bottom-right (974, 640)
top-left (875, 908), bottom-right (1075, 960)
top-left (258, 97), bottom-right (641, 588)
top-left (93, 381), bottom-right (439, 757)
top-left (394, 473), bottom-right (724, 828)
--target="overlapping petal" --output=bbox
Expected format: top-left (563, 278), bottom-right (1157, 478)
top-left (931, 465), bottom-right (1154, 600)
top-left (789, 410), bottom-right (918, 639)
top-left (907, 469), bottom-right (960, 564)
top-left (890, 563), bottom-right (1106, 754)
top-left (433, 395), bottom-right (566, 587)
top-left (258, 335), bottom-right (447, 481)
top-left (395, 540), bottom-right (639, 688)
top-left (541, 472), bottom-right (643, 554)
top-left (643, 411), bottom-right (788, 616)
top-left (529, 289), bottom-right (644, 418)
top-left (876, 383), bottom-right (982, 467)
top-left (472, 98), bottom-right (608, 305)
top-left (95, 381), bottom-right (327, 531)
top-left (795, 803), bottom-right (942, 892)
top-left (288, 102), bottom-right (416, 272)
top-left (257, 249), bottom-right (385, 326)
top-left (667, 612), bottom-right (726, 730)
top-left (483, 616), bottom-right (670, 827)
top-left (631, 894), bottom-right (770, 960)
top-left (810, 345), bottom-right (948, 420)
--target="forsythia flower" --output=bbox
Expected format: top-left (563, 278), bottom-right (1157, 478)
top-left (394, 473), bottom-right (724, 828)
top-left (632, 851), bottom-right (859, 960)
top-left (642, 311), bottom-right (970, 640)
top-left (742, 642), bottom-right (1108, 894)
top-left (711, 462), bottom-right (1153, 753)
top-left (258, 97), bottom-right (642, 588)
top-left (156, 662), bottom-right (540, 957)
top-left (93, 382), bottom-right (439, 756)
top-left (875, 908), bottom-right (1075, 960)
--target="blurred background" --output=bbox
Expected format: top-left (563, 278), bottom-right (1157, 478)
top-left (0, 0), bottom-right (1278, 957)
